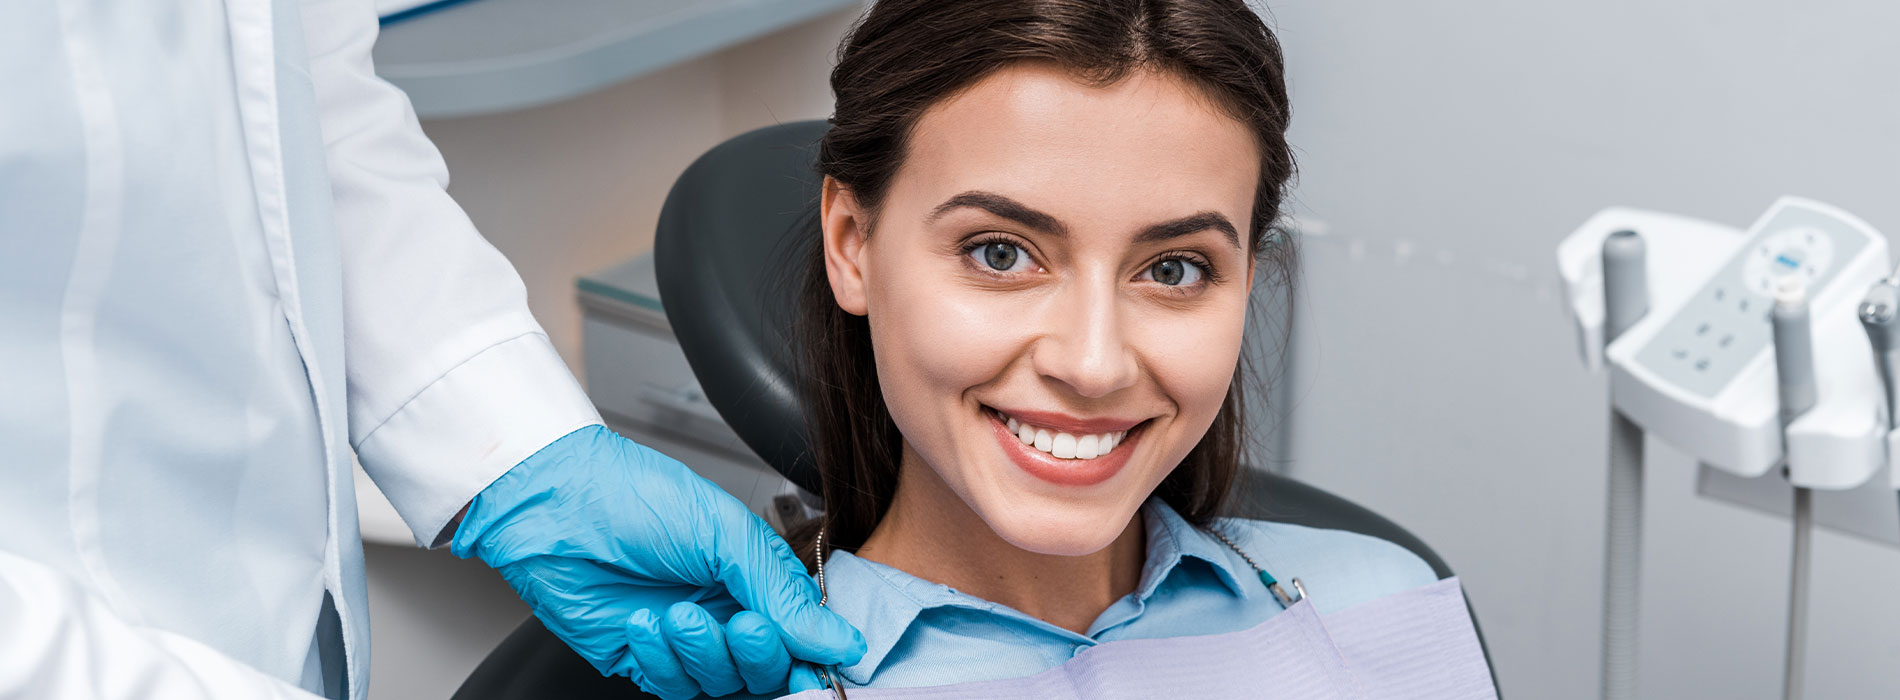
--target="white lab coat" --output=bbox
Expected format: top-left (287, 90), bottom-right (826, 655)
top-left (0, 0), bottom-right (601, 698)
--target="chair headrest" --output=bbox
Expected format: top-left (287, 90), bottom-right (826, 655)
top-left (655, 120), bottom-right (831, 495)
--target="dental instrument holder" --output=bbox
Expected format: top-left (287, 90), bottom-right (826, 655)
top-left (1560, 197), bottom-right (1897, 505)
top-left (1557, 197), bottom-right (1899, 699)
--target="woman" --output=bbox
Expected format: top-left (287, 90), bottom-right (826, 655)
top-left (630, 0), bottom-right (1491, 697)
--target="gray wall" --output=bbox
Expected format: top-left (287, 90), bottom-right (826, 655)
top-left (1263, 1), bottom-right (1900, 697)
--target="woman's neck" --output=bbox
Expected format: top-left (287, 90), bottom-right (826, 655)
top-left (852, 443), bottom-right (1146, 635)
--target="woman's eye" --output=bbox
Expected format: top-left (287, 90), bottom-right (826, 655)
top-left (1145, 258), bottom-right (1205, 286)
top-left (969, 241), bottom-right (1033, 272)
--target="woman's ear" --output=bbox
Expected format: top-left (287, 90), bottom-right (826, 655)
top-left (821, 176), bottom-right (872, 316)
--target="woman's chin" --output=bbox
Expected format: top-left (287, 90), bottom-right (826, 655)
top-left (977, 500), bottom-right (1140, 557)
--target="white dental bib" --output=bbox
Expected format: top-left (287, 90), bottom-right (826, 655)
top-left (779, 576), bottom-right (1495, 700)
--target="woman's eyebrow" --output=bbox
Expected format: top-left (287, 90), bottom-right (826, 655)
top-left (926, 191), bottom-right (1068, 236)
top-left (1135, 212), bottom-right (1240, 249)
top-left (926, 190), bottom-right (1239, 249)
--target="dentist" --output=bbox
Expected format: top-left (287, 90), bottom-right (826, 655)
top-left (0, 1), bottom-right (862, 699)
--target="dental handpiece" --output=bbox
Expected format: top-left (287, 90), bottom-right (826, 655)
top-left (1602, 230), bottom-right (1649, 342)
top-left (1773, 278), bottom-right (1819, 425)
top-left (1859, 277), bottom-right (1900, 430)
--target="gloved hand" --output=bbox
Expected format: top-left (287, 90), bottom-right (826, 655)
top-left (451, 425), bottom-right (863, 699)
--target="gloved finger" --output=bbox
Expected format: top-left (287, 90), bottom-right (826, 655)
top-left (712, 514), bottom-right (865, 667)
top-left (787, 663), bottom-right (827, 694)
top-left (625, 609), bottom-right (702, 700)
top-left (661, 602), bottom-right (745, 697)
top-left (494, 559), bottom-right (689, 678)
top-left (692, 590), bottom-right (745, 621)
top-left (725, 611), bottom-right (793, 694)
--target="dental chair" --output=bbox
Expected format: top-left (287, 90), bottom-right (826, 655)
top-left (451, 120), bottom-right (1494, 700)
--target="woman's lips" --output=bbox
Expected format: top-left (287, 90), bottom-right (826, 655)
top-left (986, 409), bottom-right (1142, 487)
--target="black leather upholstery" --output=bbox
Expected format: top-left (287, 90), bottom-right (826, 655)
top-left (655, 120), bottom-right (831, 496)
top-left (451, 121), bottom-right (1491, 700)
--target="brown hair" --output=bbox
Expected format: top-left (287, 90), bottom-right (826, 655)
top-left (791, 0), bottom-right (1298, 564)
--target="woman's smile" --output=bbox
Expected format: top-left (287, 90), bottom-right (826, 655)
top-left (982, 406), bottom-right (1149, 486)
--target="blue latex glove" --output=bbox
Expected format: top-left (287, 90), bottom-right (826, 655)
top-left (451, 425), bottom-right (864, 699)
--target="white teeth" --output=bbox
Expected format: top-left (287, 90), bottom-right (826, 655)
top-left (1075, 434), bottom-right (1100, 460)
top-left (1051, 433), bottom-right (1077, 459)
top-left (999, 411), bottom-right (1131, 460)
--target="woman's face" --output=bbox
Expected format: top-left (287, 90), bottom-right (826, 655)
top-left (822, 62), bottom-right (1259, 556)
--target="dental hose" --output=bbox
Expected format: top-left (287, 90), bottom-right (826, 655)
top-left (1602, 412), bottom-right (1643, 700)
top-left (1785, 486), bottom-right (1812, 700)
top-left (1772, 277), bottom-right (1819, 700)
top-left (1599, 230), bottom-right (1648, 700)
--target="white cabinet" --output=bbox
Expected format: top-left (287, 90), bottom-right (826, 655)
top-left (578, 253), bottom-right (798, 519)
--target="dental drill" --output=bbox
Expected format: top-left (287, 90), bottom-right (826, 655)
top-left (1861, 272), bottom-right (1900, 546)
top-left (1859, 275), bottom-right (1900, 431)
top-left (1599, 230), bottom-right (1647, 700)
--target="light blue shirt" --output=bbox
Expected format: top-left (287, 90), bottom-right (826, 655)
top-left (800, 499), bottom-right (1439, 692)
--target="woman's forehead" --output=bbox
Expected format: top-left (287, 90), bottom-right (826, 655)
top-left (895, 62), bottom-right (1259, 233)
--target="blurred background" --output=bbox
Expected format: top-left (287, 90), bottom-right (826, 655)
top-left (357, 1), bottom-right (1900, 697)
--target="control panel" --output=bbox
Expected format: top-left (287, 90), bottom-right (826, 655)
top-left (1632, 203), bottom-right (1871, 399)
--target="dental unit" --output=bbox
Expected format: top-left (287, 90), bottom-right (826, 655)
top-left (1558, 197), bottom-right (1899, 700)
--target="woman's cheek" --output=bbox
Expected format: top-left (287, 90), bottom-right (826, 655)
top-left (868, 274), bottom-right (1022, 449)
top-left (895, 279), bottom-right (1025, 385)
top-left (1138, 303), bottom-right (1245, 435)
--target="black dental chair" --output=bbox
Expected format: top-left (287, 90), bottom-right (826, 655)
top-left (451, 121), bottom-right (1493, 700)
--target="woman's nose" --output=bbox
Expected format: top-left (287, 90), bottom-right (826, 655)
top-left (1030, 283), bottom-right (1139, 399)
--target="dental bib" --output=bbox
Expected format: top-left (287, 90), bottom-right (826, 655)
top-left (779, 577), bottom-right (1496, 700)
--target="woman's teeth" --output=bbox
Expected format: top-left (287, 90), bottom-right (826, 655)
top-left (1002, 414), bottom-right (1126, 460)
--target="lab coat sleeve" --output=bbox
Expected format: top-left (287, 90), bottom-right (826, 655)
top-left (0, 550), bottom-right (323, 699)
top-left (297, 0), bottom-right (603, 547)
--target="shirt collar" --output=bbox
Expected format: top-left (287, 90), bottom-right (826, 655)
top-left (817, 499), bottom-right (1257, 685)
top-left (814, 548), bottom-right (954, 685)
top-left (1136, 499), bottom-right (1256, 600)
